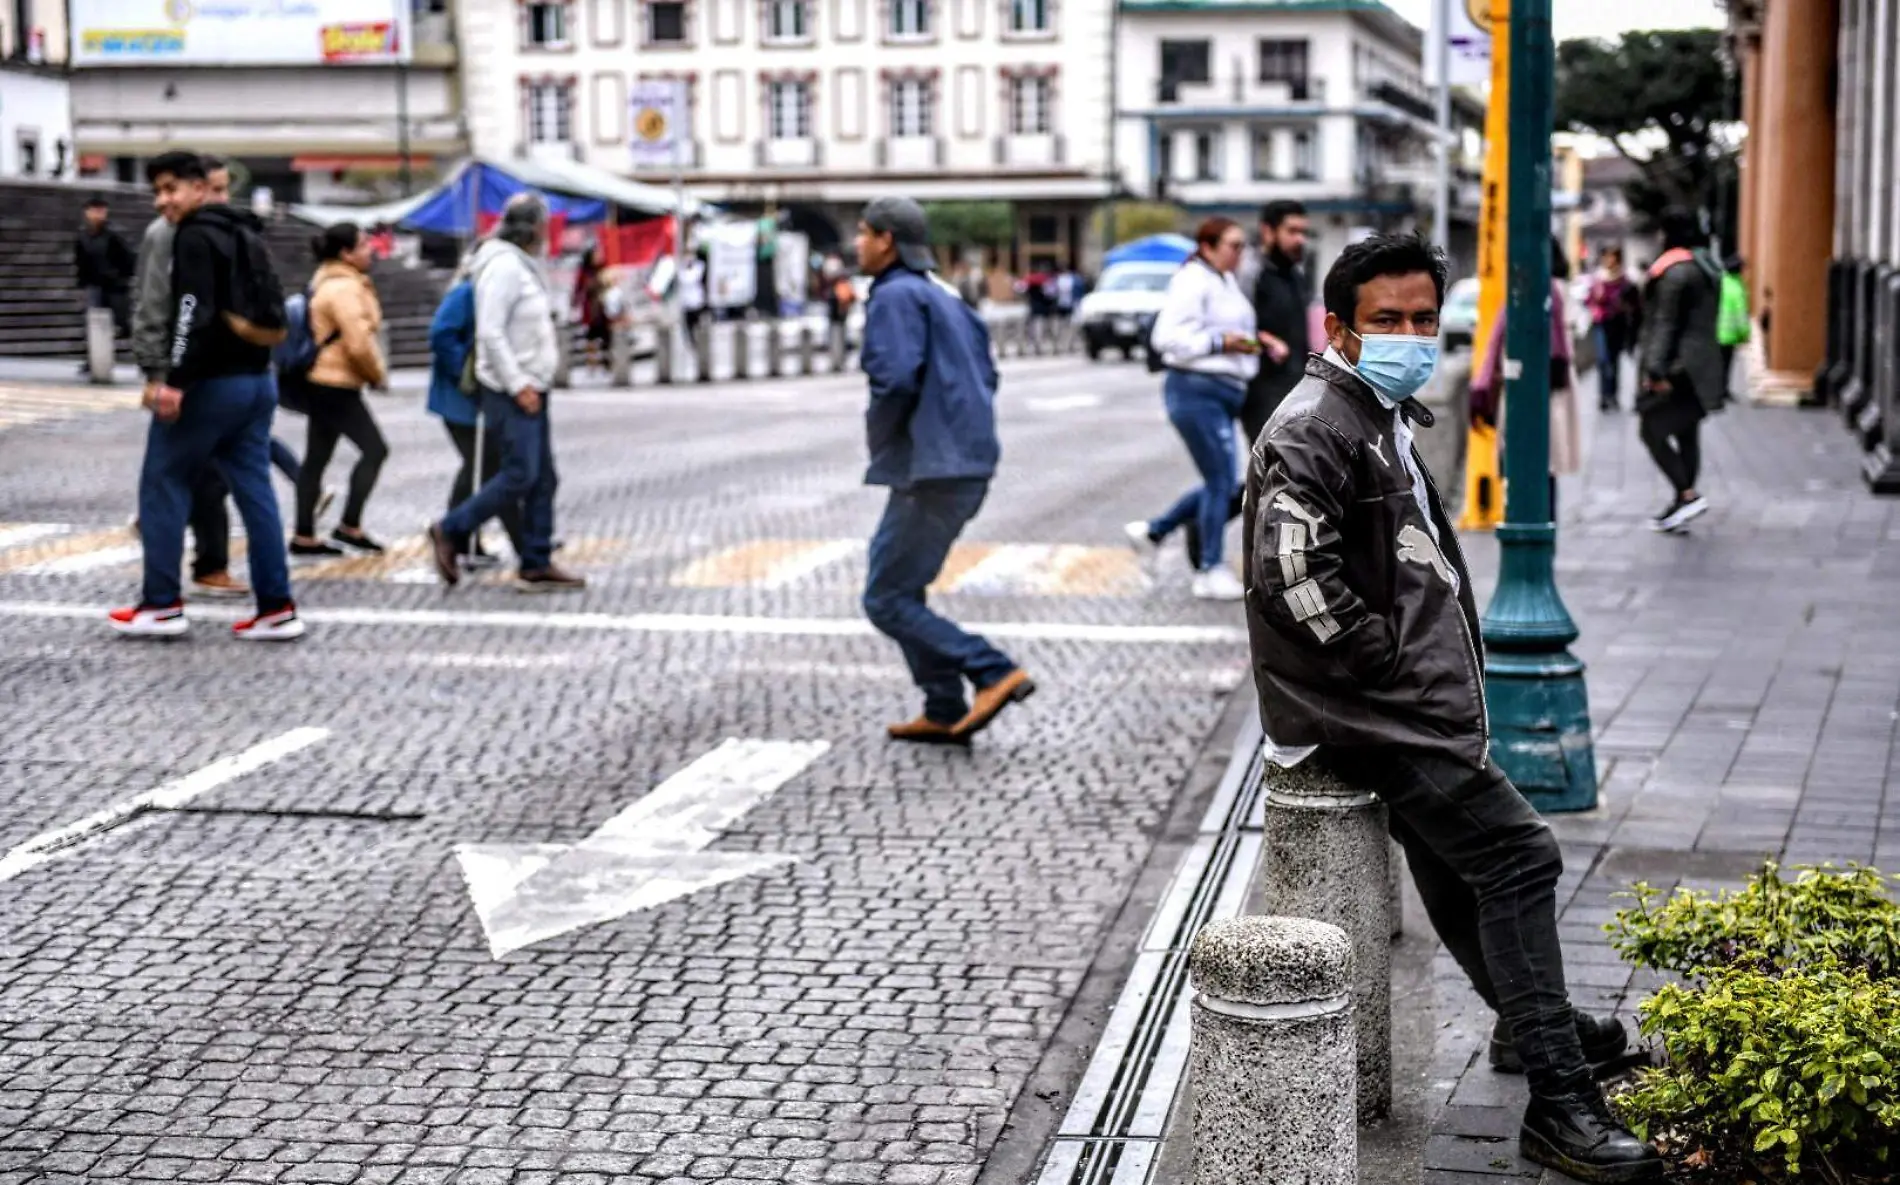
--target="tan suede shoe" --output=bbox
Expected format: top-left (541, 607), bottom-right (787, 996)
top-left (887, 717), bottom-right (971, 747)
top-left (952, 669), bottom-right (1036, 740)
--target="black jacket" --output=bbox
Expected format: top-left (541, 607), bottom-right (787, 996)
top-left (1249, 252), bottom-right (1311, 417)
top-left (168, 204), bottom-right (272, 387)
top-left (75, 225), bottom-right (136, 291)
top-left (1243, 356), bottom-right (1489, 770)
top-left (1638, 249), bottom-right (1725, 414)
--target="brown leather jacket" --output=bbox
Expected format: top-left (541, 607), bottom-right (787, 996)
top-left (1242, 355), bottom-right (1489, 769)
top-left (305, 260), bottom-right (386, 391)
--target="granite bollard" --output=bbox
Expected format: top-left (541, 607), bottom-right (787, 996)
top-left (1258, 760), bottom-right (1392, 1121)
top-left (1188, 915), bottom-right (1357, 1185)
top-left (734, 318), bottom-right (754, 379)
top-left (796, 322), bottom-right (814, 375)
top-left (552, 323), bottom-right (573, 389)
top-left (85, 307), bottom-right (114, 384)
top-left (609, 326), bottom-right (633, 387)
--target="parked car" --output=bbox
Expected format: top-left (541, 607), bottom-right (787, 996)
top-left (1075, 262), bottom-right (1177, 361)
top-left (1442, 277), bottom-right (1480, 352)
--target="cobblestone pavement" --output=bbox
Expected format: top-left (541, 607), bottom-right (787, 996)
top-left (0, 358), bottom-right (1254, 1185)
top-left (1414, 393), bottom-right (1900, 1181)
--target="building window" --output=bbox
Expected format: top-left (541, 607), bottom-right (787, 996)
top-left (890, 0), bottom-right (930, 38)
top-left (1293, 129), bottom-right (1316, 179)
top-left (764, 0), bottom-right (810, 41)
top-left (1259, 39), bottom-right (1309, 100)
top-left (1008, 73), bottom-right (1052, 135)
top-left (1251, 129), bottom-right (1275, 180)
top-left (1192, 130), bottom-right (1218, 181)
top-left (646, 0), bottom-right (688, 44)
top-left (1158, 39), bottom-right (1210, 102)
top-left (890, 76), bottom-right (933, 137)
top-left (523, 1), bottom-right (572, 48)
top-left (767, 79), bottom-right (813, 139)
top-left (1008, 0), bottom-right (1049, 33)
top-left (526, 80), bottom-right (575, 143)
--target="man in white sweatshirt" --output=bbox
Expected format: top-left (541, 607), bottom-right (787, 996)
top-left (426, 195), bottom-right (583, 591)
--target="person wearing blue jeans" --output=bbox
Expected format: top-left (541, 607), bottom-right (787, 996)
top-left (863, 479), bottom-right (1021, 730)
top-left (1126, 217), bottom-right (1262, 601)
top-left (437, 386), bottom-right (559, 575)
top-left (855, 196), bottom-right (1033, 745)
top-left (1143, 369), bottom-right (1245, 572)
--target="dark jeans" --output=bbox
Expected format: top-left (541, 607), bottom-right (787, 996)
top-left (187, 439), bottom-right (297, 579)
top-left (1593, 323), bottom-right (1629, 405)
top-left (443, 419), bottom-right (527, 557)
top-left (137, 372), bottom-right (290, 610)
top-left (296, 383), bottom-right (387, 537)
top-left (1150, 370), bottom-right (1244, 571)
top-left (1191, 377), bottom-right (1293, 567)
top-left (440, 388), bottom-right (558, 572)
top-left (1639, 389), bottom-right (1704, 496)
top-left (1320, 746), bottom-right (1588, 1098)
top-left (85, 285), bottom-right (131, 338)
top-left (863, 479), bottom-right (1019, 725)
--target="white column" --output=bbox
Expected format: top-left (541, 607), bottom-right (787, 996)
top-left (1868, 0), bottom-right (1889, 263)
top-left (1839, 0), bottom-right (1860, 257)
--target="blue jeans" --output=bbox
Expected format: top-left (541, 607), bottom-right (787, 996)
top-left (440, 388), bottom-right (558, 572)
top-left (1150, 370), bottom-right (1244, 570)
top-left (138, 372), bottom-right (291, 610)
top-left (863, 479), bottom-right (1019, 725)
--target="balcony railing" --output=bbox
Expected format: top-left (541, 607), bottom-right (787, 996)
top-left (877, 136), bottom-right (943, 170)
top-left (993, 133), bottom-right (1064, 168)
top-left (1157, 75), bottom-right (1326, 107)
top-left (755, 137), bottom-right (822, 169)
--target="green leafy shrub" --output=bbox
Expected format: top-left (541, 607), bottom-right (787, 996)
top-left (1607, 863), bottom-right (1900, 980)
top-left (1607, 865), bottom-right (1900, 1183)
top-left (1616, 962), bottom-right (1900, 1180)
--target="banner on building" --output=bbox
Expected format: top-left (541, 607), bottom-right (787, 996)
top-left (628, 79), bottom-right (690, 170)
top-left (72, 0), bottom-right (411, 67)
top-left (706, 220), bottom-right (758, 309)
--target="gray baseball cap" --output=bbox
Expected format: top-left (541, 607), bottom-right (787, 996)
top-left (861, 196), bottom-right (936, 272)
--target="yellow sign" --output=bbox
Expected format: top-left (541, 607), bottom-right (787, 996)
top-left (1464, 0), bottom-right (1491, 31)
top-left (1459, 0), bottom-right (1509, 533)
top-left (634, 108), bottom-right (669, 143)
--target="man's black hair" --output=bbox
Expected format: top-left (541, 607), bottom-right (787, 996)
top-left (1261, 199), bottom-right (1307, 229)
top-left (145, 151), bottom-right (207, 185)
top-left (84, 194), bottom-right (109, 209)
top-left (198, 152), bottom-right (226, 172)
top-left (1322, 234), bottom-right (1449, 324)
top-left (1657, 207), bottom-right (1704, 253)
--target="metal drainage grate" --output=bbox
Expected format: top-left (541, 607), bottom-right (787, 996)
top-left (1037, 718), bottom-right (1268, 1185)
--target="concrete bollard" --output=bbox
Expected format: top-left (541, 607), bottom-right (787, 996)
top-left (1389, 838), bottom-right (1406, 940)
top-left (609, 326), bottom-right (633, 388)
top-left (1259, 761), bottom-right (1392, 1121)
top-left (767, 318), bottom-right (785, 377)
top-left (796, 323), bottom-right (814, 376)
top-left (1188, 916), bottom-right (1357, 1185)
top-left (553, 323), bottom-right (573, 389)
top-left (733, 320), bottom-right (754, 379)
top-left (697, 321), bottom-right (717, 383)
top-left (85, 307), bottom-right (115, 384)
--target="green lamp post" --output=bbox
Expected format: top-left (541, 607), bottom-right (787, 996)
top-left (1478, 0), bottom-right (1597, 812)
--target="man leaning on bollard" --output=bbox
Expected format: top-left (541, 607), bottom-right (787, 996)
top-left (854, 196), bottom-right (1033, 746)
top-left (1241, 234), bottom-right (1663, 1183)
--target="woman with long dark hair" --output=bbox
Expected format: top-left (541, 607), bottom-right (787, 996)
top-left (1124, 217), bottom-right (1261, 601)
top-left (290, 222), bottom-right (390, 557)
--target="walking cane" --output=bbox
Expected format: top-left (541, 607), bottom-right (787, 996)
top-left (462, 402), bottom-right (484, 569)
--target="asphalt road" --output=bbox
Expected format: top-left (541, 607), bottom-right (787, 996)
top-left (0, 355), bottom-right (1333, 1185)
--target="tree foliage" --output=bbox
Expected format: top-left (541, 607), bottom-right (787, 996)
top-left (920, 201), bottom-right (1015, 250)
top-left (1554, 29), bottom-right (1739, 227)
top-left (1094, 201), bottom-right (1187, 246)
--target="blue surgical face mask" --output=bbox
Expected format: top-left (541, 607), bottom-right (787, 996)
top-left (1347, 330), bottom-right (1440, 406)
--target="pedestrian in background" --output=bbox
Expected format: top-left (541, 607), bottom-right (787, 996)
top-left (1245, 200), bottom-right (1312, 443)
top-left (427, 264), bottom-right (526, 571)
top-left (74, 194), bottom-right (135, 353)
top-left (290, 222), bottom-right (390, 559)
top-left (1638, 208), bottom-right (1725, 534)
top-left (1469, 237), bottom-right (1583, 519)
top-left (1717, 253), bottom-right (1752, 403)
top-left (427, 194), bottom-right (585, 592)
top-left (855, 196), bottom-right (1032, 746)
top-left (1124, 216), bottom-right (1260, 603)
top-left (1585, 246), bottom-right (1641, 411)
top-left (112, 150), bottom-right (301, 641)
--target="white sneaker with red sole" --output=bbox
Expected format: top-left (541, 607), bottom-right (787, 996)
top-left (233, 605), bottom-right (306, 642)
top-left (109, 602), bottom-right (188, 637)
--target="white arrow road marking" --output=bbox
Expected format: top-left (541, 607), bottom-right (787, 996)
top-left (455, 738), bottom-right (831, 959)
top-left (0, 727), bottom-right (331, 884)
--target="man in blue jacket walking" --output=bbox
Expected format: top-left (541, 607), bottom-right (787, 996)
top-left (856, 197), bottom-right (1033, 745)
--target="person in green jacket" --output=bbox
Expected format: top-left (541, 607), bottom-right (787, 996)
top-left (1717, 254), bottom-right (1752, 404)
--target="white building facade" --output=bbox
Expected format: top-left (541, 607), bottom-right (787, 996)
top-left (1113, 0), bottom-right (1440, 271)
top-left (0, 62), bottom-right (73, 179)
top-left (456, 0), bottom-right (1113, 265)
top-left (65, 0), bottom-right (464, 203)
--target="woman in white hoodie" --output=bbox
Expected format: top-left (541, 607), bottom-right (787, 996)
top-left (1125, 217), bottom-right (1263, 601)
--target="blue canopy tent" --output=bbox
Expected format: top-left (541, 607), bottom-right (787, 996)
top-left (1103, 233), bottom-right (1195, 268)
top-left (289, 157), bottom-right (711, 236)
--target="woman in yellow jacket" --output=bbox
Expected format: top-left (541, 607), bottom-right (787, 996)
top-left (291, 222), bottom-right (390, 557)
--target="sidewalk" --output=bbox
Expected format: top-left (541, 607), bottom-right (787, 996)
top-left (1413, 390), bottom-right (1900, 1179)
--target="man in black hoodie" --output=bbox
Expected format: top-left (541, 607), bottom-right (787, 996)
top-left (74, 195), bottom-right (136, 344)
top-left (110, 151), bottom-right (302, 642)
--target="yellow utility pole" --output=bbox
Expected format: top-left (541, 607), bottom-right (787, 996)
top-left (1459, 0), bottom-right (1509, 532)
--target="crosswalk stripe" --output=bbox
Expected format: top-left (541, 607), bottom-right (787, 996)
top-left (671, 539), bottom-right (857, 588)
top-left (927, 542), bottom-right (997, 592)
top-left (19, 543), bottom-right (144, 575)
top-left (0, 523), bottom-right (73, 550)
top-left (0, 527), bottom-right (139, 575)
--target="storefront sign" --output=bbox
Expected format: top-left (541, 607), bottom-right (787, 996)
top-left (72, 0), bottom-right (411, 66)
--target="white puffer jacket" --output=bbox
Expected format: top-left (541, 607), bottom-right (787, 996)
top-left (1150, 257), bottom-right (1260, 384)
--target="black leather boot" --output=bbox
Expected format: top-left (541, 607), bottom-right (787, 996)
top-left (1521, 1087), bottom-right (1665, 1183)
top-left (1491, 1010), bottom-right (1630, 1074)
